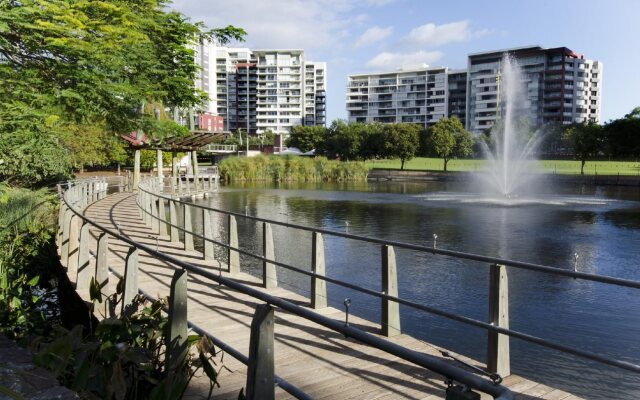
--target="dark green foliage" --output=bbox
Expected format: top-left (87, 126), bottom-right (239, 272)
top-left (563, 123), bottom-right (605, 175)
top-left (0, 186), bottom-right (58, 339)
top-left (33, 289), bottom-right (225, 400)
top-left (285, 125), bottom-right (328, 152)
top-left (604, 108), bottom-right (640, 159)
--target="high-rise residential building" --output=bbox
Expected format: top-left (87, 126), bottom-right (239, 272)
top-left (466, 46), bottom-right (602, 134)
top-left (346, 45), bottom-right (602, 134)
top-left (193, 43), bottom-right (327, 136)
top-left (346, 66), bottom-right (451, 127)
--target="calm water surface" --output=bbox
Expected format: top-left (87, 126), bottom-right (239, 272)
top-left (193, 180), bottom-right (640, 399)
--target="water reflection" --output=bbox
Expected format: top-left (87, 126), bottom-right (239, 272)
top-left (194, 181), bottom-right (640, 399)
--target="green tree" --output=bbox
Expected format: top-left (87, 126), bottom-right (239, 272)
top-left (429, 117), bottom-right (471, 171)
top-left (319, 120), bottom-right (365, 160)
top-left (563, 123), bottom-right (605, 175)
top-left (0, 0), bottom-right (245, 186)
top-left (604, 107), bottom-right (640, 159)
top-left (285, 125), bottom-right (328, 152)
top-left (360, 122), bottom-right (386, 160)
top-left (383, 123), bottom-right (420, 170)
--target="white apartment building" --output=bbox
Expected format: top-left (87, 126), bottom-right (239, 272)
top-left (346, 66), bottom-right (452, 127)
top-left (466, 46), bottom-right (602, 134)
top-left (194, 43), bottom-right (326, 136)
top-left (346, 46), bottom-right (602, 134)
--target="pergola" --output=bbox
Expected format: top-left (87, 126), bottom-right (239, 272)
top-left (122, 131), bottom-right (226, 191)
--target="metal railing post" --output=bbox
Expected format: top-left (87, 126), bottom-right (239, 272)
top-left (167, 269), bottom-right (188, 375)
top-left (263, 222), bottom-right (277, 289)
top-left (487, 263), bottom-right (511, 377)
top-left (183, 203), bottom-right (194, 251)
top-left (203, 208), bottom-right (214, 261)
top-left (95, 232), bottom-right (110, 304)
top-left (245, 304), bottom-right (275, 400)
top-left (382, 245), bottom-right (401, 337)
top-left (170, 200), bottom-right (180, 243)
top-left (122, 247), bottom-right (138, 311)
top-left (228, 215), bottom-right (240, 274)
top-left (76, 222), bottom-right (91, 291)
top-left (311, 232), bottom-right (327, 309)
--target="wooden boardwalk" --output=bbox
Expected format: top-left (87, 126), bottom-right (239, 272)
top-left (72, 192), bottom-right (581, 400)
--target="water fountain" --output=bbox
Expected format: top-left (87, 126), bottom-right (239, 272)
top-left (479, 55), bottom-right (543, 198)
top-left (421, 55), bottom-right (607, 207)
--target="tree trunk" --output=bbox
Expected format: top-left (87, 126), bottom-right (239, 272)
top-left (581, 159), bottom-right (585, 175)
top-left (400, 159), bottom-right (405, 170)
top-left (443, 158), bottom-right (448, 172)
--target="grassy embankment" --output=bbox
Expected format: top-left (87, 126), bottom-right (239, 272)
top-left (219, 155), bottom-right (369, 182)
top-left (369, 158), bottom-right (640, 175)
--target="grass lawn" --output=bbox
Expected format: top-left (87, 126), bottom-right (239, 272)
top-left (368, 158), bottom-right (640, 176)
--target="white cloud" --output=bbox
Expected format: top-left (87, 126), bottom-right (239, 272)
top-left (365, 0), bottom-right (397, 5)
top-left (171, 0), bottom-right (392, 52)
top-left (354, 26), bottom-right (393, 48)
top-left (405, 21), bottom-right (471, 47)
top-left (366, 50), bottom-right (443, 70)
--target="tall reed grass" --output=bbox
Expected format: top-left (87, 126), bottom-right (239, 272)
top-left (219, 156), bottom-right (369, 182)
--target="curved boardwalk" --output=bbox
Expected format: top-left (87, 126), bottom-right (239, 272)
top-left (74, 192), bottom-right (580, 400)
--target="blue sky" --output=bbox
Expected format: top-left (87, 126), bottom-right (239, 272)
top-left (172, 0), bottom-right (640, 124)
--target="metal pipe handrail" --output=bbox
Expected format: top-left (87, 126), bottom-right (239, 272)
top-left (140, 179), bottom-right (640, 290)
top-left (61, 181), bottom-right (514, 400)
top-left (135, 181), bottom-right (640, 375)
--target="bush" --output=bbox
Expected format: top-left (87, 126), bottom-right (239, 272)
top-left (219, 156), bottom-right (370, 182)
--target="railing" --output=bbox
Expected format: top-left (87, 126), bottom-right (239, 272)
top-left (57, 177), bottom-right (518, 399)
top-left (136, 177), bottom-right (640, 380)
top-left (203, 144), bottom-right (238, 153)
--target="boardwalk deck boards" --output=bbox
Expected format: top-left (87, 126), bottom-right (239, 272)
top-left (66, 192), bottom-right (581, 400)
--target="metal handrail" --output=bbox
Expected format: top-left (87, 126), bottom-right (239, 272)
top-left (143, 178), bottom-right (640, 290)
top-left (61, 180), bottom-right (515, 399)
top-left (136, 178), bottom-right (640, 375)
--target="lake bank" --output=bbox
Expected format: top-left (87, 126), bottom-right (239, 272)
top-left (369, 168), bottom-right (640, 187)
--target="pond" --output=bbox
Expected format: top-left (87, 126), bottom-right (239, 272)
top-left (192, 180), bottom-right (640, 399)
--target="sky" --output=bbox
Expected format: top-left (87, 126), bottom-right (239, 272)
top-left (171, 0), bottom-right (640, 124)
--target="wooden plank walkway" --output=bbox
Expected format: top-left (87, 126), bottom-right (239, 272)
top-left (72, 192), bottom-right (581, 400)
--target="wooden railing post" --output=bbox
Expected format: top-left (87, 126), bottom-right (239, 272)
top-left (66, 214), bottom-right (80, 279)
top-left (122, 247), bottom-right (138, 311)
top-left (76, 222), bottom-right (91, 291)
top-left (487, 263), bottom-right (510, 377)
top-left (262, 222), bottom-right (277, 289)
top-left (87, 181), bottom-right (96, 203)
top-left (311, 232), bottom-right (327, 309)
top-left (245, 304), bottom-right (275, 400)
top-left (203, 209), bottom-right (214, 261)
top-left (142, 191), bottom-right (150, 226)
top-left (60, 207), bottom-right (73, 265)
top-left (381, 245), bottom-right (401, 337)
top-left (151, 195), bottom-right (159, 233)
top-left (56, 202), bottom-right (67, 249)
top-left (167, 269), bottom-right (188, 375)
top-left (95, 232), bottom-right (109, 304)
top-left (169, 200), bottom-right (180, 243)
top-left (228, 215), bottom-right (240, 274)
top-left (183, 203), bottom-right (194, 251)
top-left (158, 197), bottom-right (168, 236)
